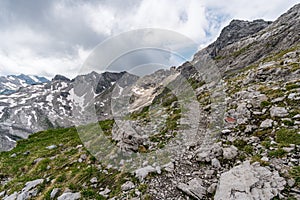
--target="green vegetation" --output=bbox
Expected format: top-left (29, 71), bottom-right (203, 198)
top-left (290, 166), bottom-right (300, 187)
top-left (261, 100), bottom-right (271, 108)
top-left (0, 123), bottom-right (138, 199)
top-left (276, 128), bottom-right (300, 145)
top-left (188, 77), bottom-right (205, 90)
top-left (286, 83), bottom-right (300, 90)
top-left (231, 44), bottom-right (253, 57)
top-left (268, 148), bottom-right (287, 158)
top-left (251, 155), bottom-right (269, 166)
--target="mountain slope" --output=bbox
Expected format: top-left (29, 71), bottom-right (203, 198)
top-left (0, 71), bottom-right (138, 151)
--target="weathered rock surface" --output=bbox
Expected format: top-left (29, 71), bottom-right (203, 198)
top-left (215, 161), bottom-right (286, 200)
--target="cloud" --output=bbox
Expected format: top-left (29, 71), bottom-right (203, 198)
top-left (0, 0), bottom-right (299, 78)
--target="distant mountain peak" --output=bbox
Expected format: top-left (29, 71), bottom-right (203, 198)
top-left (52, 74), bottom-right (70, 82)
top-left (0, 74), bottom-right (49, 95)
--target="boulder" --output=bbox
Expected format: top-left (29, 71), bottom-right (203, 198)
top-left (215, 161), bottom-right (286, 200)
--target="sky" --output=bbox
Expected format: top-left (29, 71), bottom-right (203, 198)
top-left (0, 0), bottom-right (299, 79)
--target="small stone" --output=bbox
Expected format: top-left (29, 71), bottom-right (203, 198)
top-left (163, 162), bottom-right (175, 172)
top-left (10, 153), bottom-right (16, 158)
top-left (80, 154), bottom-right (87, 160)
top-left (211, 158), bottom-right (221, 169)
top-left (90, 177), bottom-right (98, 184)
top-left (50, 188), bottom-right (61, 199)
top-left (57, 192), bottom-right (81, 200)
top-left (33, 158), bottom-right (44, 164)
top-left (121, 181), bottom-right (135, 191)
top-left (0, 191), bottom-right (6, 198)
top-left (271, 96), bottom-right (285, 103)
top-left (287, 179), bottom-right (295, 187)
top-left (23, 151), bottom-right (30, 155)
top-left (283, 147), bottom-right (294, 152)
top-left (46, 145), bottom-right (57, 150)
top-left (223, 145), bottom-right (238, 160)
top-left (260, 119), bottom-right (274, 128)
top-left (221, 129), bottom-right (232, 134)
top-left (292, 114), bottom-right (300, 119)
top-left (99, 188), bottom-right (111, 197)
top-left (261, 157), bottom-right (269, 162)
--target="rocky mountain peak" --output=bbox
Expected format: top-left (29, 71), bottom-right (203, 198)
top-left (209, 19), bottom-right (271, 57)
top-left (52, 75), bottom-right (70, 82)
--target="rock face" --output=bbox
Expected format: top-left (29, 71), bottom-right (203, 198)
top-left (209, 19), bottom-right (271, 57)
top-left (214, 161), bottom-right (286, 200)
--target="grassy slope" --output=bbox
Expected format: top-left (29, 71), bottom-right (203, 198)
top-left (0, 121), bottom-right (139, 199)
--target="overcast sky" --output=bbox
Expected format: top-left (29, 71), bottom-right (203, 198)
top-left (0, 0), bottom-right (299, 79)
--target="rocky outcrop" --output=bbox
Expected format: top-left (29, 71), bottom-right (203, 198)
top-left (214, 161), bottom-right (286, 200)
top-left (209, 19), bottom-right (271, 58)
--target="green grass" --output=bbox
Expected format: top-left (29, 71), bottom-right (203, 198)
top-left (276, 128), bottom-right (300, 145)
top-left (290, 166), bottom-right (300, 187)
top-left (0, 122), bottom-right (137, 199)
top-left (268, 148), bottom-right (287, 158)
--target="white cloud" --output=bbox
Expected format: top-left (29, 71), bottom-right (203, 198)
top-left (0, 0), bottom-right (299, 78)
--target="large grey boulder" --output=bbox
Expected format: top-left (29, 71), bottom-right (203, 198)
top-left (215, 161), bottom-right (286, 200)
top-left (177, 178), bottom-right (206, 200)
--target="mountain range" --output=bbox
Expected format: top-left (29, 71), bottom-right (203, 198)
top-left (0, 74), bottom-right (49, 95)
